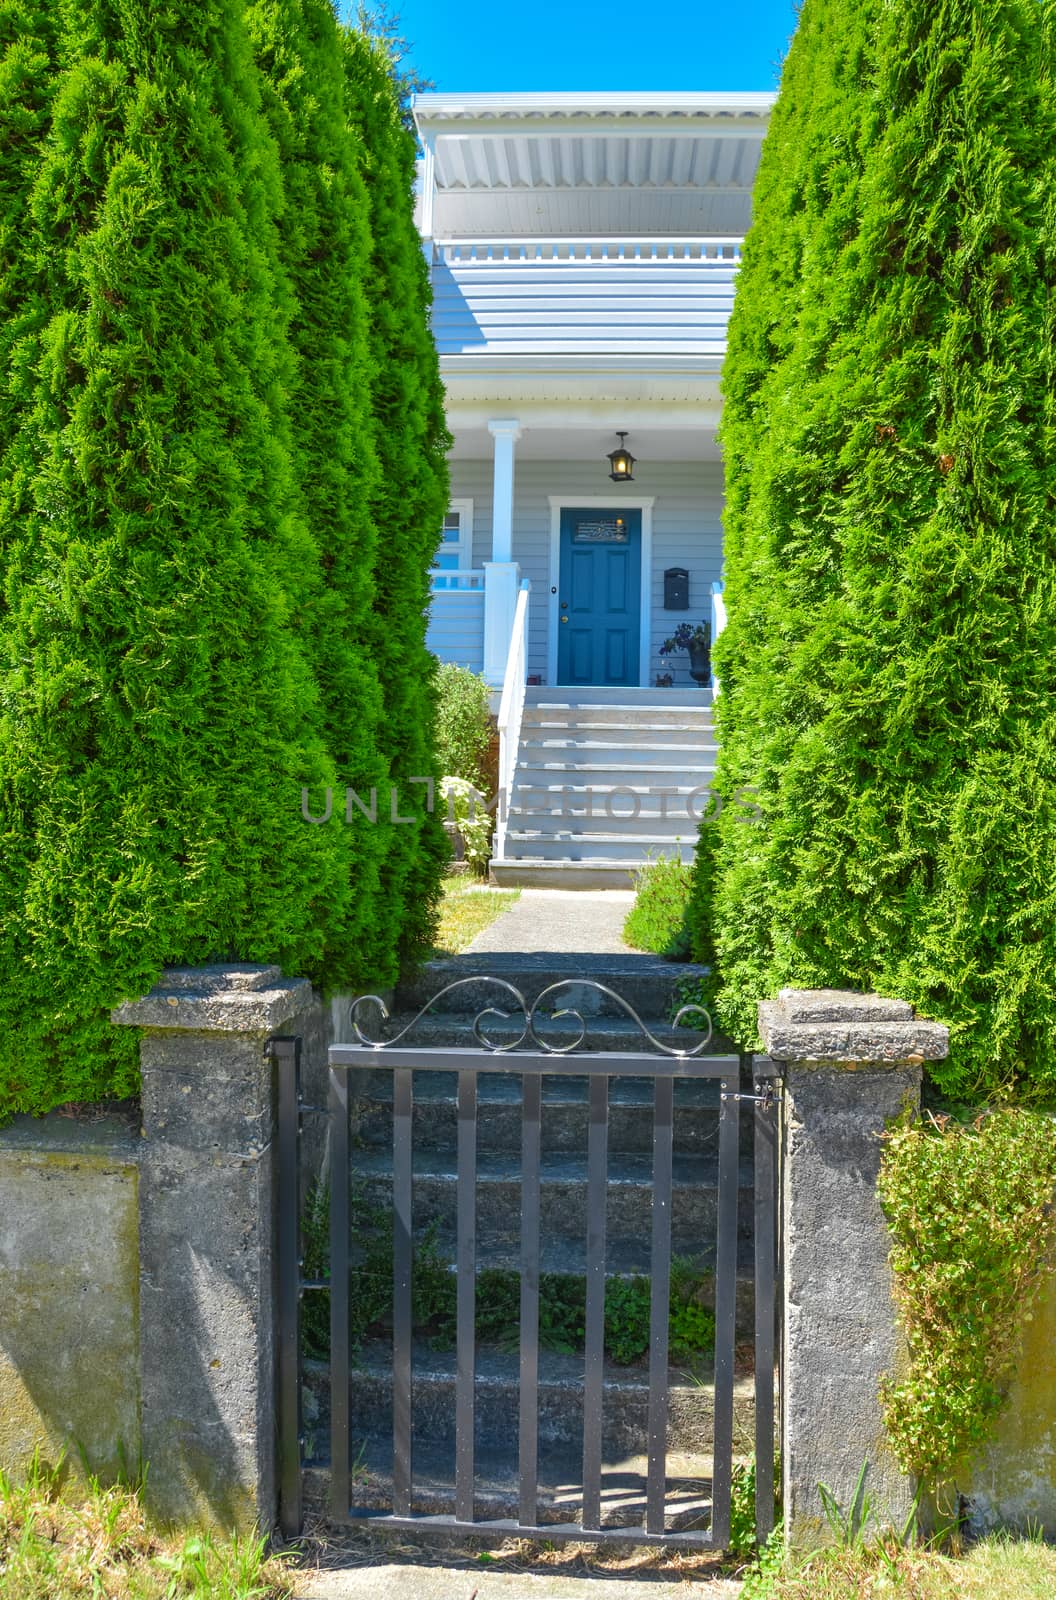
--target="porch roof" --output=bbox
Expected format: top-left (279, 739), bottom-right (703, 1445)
top-left (413, 91), bottom-right (775, 241)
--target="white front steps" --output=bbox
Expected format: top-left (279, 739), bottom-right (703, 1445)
top-left (491, 686), bottom-right (716, 889)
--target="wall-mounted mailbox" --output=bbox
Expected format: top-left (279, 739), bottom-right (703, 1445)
top-left (664, 567), bottom-right (689, 610)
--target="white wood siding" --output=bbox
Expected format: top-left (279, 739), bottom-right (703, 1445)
top-left (426, 588), bottom-right (485, 673)
top-left (447, 458), bottom-right (723, 686)
top-left (432, 254), bottom-right (736, 359)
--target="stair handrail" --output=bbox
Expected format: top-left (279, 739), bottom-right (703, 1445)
top-left (710, 579), bottom-right (726, 693)
top-left (496, 579), bottom-right (531, 861)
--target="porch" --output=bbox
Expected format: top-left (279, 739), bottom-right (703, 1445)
top-left (415, 94), bottom-right (759, 881)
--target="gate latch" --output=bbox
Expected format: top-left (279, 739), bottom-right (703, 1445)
top-left (721, 1084), bottom-right (782, 1110)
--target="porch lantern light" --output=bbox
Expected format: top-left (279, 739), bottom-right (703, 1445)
top-left (607, 431), bottom-right (635, 482)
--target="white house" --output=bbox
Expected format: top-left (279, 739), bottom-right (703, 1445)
top-left (415, 91), bottom-right (774, 885)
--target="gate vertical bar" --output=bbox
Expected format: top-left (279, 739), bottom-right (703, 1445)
top-left (711, 1073), bottom-right (741, 1548)
top-left (519, 1073), bottom-right (542, 1528)
top-left (753, 1066), bottom-right (778, 1543)
top-left (581, 1074), bottom-right (609, 1531)
top-left (392, 1068), bottom-right (414, 1518)
top-left (329, 1066), bottom-right (351, 1523)
top-left (645, 1074), bottom-right (674, 1535)
top-left (273, 1037), bottom-right (302, 1539)
top-left (455, 1071), bottom-right (478, 1524)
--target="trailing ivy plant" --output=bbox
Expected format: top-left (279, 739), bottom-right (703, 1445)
top-left (878, 1107), bottom-right (1056, 1501)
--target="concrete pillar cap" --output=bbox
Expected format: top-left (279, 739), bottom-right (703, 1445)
top-left (111, 963), bottom-right (312, 1034)
top-left (759, 987), bottom-right (949, 1066)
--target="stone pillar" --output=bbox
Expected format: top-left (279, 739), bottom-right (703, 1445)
top-left (113, 964), bottom-right (324, 1531)
top-left (759, 988), bottom-right (949, 1545)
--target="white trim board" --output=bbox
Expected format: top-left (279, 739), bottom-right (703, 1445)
top-left (547, 495), bottom-right (655, 688)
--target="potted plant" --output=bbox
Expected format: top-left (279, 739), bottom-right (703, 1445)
top-left (658, 621), bottom-right (711, 685)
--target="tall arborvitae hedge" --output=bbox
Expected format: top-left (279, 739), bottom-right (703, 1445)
top-left (0, 3), bottom-right (56, 450)
top-left (0, 0), bottom-right (351, 1112)
top-left (698, 0), bottom-right (1056, 1098)
top-left (342, 26), bottom-right (450, 967)
top-left (245, 0), bottom-right (400, 986)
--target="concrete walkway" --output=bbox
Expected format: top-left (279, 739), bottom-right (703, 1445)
top-left (292, 1557), bottom-right (742, 1599)
top-left (466, 889), bottom-right (636, 956)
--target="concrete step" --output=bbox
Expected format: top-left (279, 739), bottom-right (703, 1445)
top-left (351, 1148), bottom-right (755, 1259)
top-left (302, 1447), bottom-right (737, 1534)
top-left (526, 686), bottom-right (714, 710)
top-left (303, 1346), bottom-right (758, 1461)
top-left (502, 835), bottom-right (696, 863)
top-left (353, 1069), bottom-right (751, 1158)
top-left (506, 815), bottom-right (699, 840)
top-left (489, 860), bottom-right (657, 888)
top-left (348, 1012), bottom-right (721, 1054)
top-left (512, 790), bottom-right (710, 819)
top-left (522, 707), bottom-right (714, 732)
top-left (396, 955), bottom-right (710, 1018)
top-left (514, 763), bottom-right (717, 787)
top-left (520, 730), bottom-right (717, 753)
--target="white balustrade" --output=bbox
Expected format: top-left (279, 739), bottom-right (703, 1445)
top-left (431, 569), bottom-right (485, 592)
top-left (436, 236), bottom-right (743, 264)
top-left (710, 580), bottom-right (727, 694)
top-left (495, 579), bottom-right (531, 861)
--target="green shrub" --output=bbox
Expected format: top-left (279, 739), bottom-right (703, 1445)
top-left (246, 0), bottom-right (392, 989)
top-left (0, 3), bottom-right (451, 1119)
top-left (341, 25), bottom-right (451, 973)
top-left (698, 0), bottom-right (1056, 1098)
top-left (441, 777), bottom-right (491, 876)
top-left (435, 663), bottom-right (492, 791)
top-left (879, 1107), bottom-right (1056, 1498)
top-left (0, 0), bottom-right (348, 1115)
top-left (624, 855), bottom-right (694, 960)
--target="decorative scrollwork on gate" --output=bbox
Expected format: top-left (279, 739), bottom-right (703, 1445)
top-left (350, 979), bottom-right (713, 1057)
top-left (351, 979), bottom-right (531, 1053)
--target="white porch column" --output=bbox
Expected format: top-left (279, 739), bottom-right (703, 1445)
top-left (483, 420), bottom-right (522, 686)
top-left (488, 419), bottom-right (521, 563)
top-left (418, 135), bottom-right (437, 265)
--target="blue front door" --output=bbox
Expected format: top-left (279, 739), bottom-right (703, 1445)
top-left (557, 508), bottom-right (642, 686)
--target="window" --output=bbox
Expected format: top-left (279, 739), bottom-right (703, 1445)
top-left (432, 499), bottom-right (474, 588)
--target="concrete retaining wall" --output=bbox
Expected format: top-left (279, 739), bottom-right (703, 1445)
top-left (968, 1260), bottom-right (1056, 1537)
top-left (0, 1112), bottom-right (140, 1481)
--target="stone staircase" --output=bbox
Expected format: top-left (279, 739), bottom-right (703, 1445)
top-left (491, 686), bottom-right (717, 889)
top-left (303, 953), bottom-right (762, 1531)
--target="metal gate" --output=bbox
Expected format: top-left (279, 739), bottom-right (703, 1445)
top-left (272, 981), bottom-right (781, 1550)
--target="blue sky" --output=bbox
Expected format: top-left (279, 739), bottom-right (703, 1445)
top-left (384, 1), bottom-right (800, 95)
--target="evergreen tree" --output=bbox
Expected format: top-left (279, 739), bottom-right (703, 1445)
top-left (0, 0), bottom-right (347, 1114)
top-left (341, 25), bottom-right (450, 968)
top-left (0, 2), bottom-right (58, 456)
top-left (699, 0), bottom-right (1056, 1098)
top-left (245, 0), bottom-right (395, 986)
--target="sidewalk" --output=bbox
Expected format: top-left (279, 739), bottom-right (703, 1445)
top-left (291, 1555), bottom-right (742, 1599)
top-left (465, 888), bottom-right (637, 956)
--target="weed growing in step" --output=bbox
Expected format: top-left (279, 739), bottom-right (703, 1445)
top-left (300, 1180), bottom-right (717, 1365)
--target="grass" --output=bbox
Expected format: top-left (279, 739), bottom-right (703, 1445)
top-left (5, 1456), bottom-right (1056, 1600)
top-left (431, 879), bottom-right (520, 956)
top-left (0, 1452), bottom-right (293, 1600)
top-left (757, 1530), bottom-right (1056, 1599)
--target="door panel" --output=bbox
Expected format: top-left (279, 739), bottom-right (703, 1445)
top-left (557, 508), bottom-right (642, 686)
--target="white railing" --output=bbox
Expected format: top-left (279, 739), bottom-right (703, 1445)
top-left (431, 568), bottom-right (485, 591)
top-left (495, 579), bottom-right (531, 860)
top-left (710, 579), bottom-right (727, 693)
top-left (436, 236), bottom-right (743, 264)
